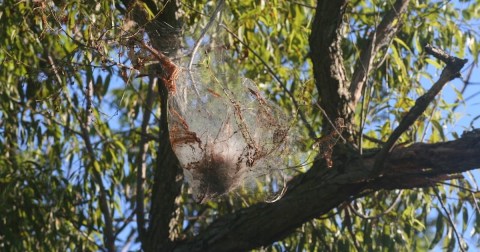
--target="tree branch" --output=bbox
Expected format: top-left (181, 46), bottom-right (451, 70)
top-left (309, 0), bottom-right (352, 133)
top-left (434, 188), bottom-right (466, 252)
top-left (61, 76), bottom-right (116, 252)
top-left (349, 0), bottom-right (410, 107)
top-left (75, 104), bottom-right (115, 251)
top-left (372, 45), bottom-right (468, 176)
top-left (121, 0), bottom-right (184, 250)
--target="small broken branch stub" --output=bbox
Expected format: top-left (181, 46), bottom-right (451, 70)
top-left (425, 44), bottom-right (468, 79)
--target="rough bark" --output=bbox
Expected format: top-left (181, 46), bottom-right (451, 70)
top-left (349, 0), bottom-right (410, 107)
top-left (309, 0), bottom-right (352, 133)
top-left (120, 0), bottom-right (184, 251)
top-left (145, 2), bottom-right (184, 250)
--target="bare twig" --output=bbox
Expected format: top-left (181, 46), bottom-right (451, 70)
top-left (52, 68), bottom-right (115, 251)
top-left (434, 180), bottom-right (480, 194)
top-left (47, 55), bottom-right (63, 84)
top-left (120, 229), bottom-right (136, 252)
top-left (344, 207), bottom-right (362, 251)
top-left (315, 103), bottom-right (347, 143)
top-left (138, 40), bottom-right (179, 93)
top-left (471, 192), bottom-right (480, 216)
top-left (372, 45), bottom-right (467, 176)
top-left (348, 190), bottom-right (403, 219)
top-left (115, 210), bottom-right (136, 237)
top-left (434, 188), bottom-right (466, 252)
top-left (67, 67), bottom-right (115, 251)
top-left (179, 0), bottom-right (225, 100)
top-left (86, 79), bottom-right (94, 128)
top-left (291, 1), bottom-right (316, 9)
top-left (362, 134), bottom-right (385, 145)
top-left (419, 98), bottom-right (439, 142)
top-left (452, 62), bottom-right (476, 112)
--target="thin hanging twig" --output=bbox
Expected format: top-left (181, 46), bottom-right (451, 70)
top-left (434, 188), bottom-right (466, 252)
top-left (188, 0), bottom-right (225, 71)
top-left (348, 190), bottom-right (403, 220)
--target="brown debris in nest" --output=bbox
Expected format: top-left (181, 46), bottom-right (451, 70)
top-left (314, 118), bottom-right (346, 168)
top-left (184, 142), bottom-right (242, 203)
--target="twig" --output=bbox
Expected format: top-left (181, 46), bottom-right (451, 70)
top-left (452, 62), bottom-right (476, 112)
top-left (47, 55), bottom-right (63, 84)
top-left (470, 192), bottom-right (480, 216)
top-left (265, 173), bottom-right (288, 203)
top-left (316, 206), bottom-right (344, 220)
top-left (188, 0), bottom-right (225, 71)
top-left (372, 45), bottom-right (467, 176)
top-left (362, 134), bottom-right (385, 145)
top-left (56, 75), bottom-right (115, 251)
top-left (344, 207), bottom-right (362, 251)
top-left (436, 180), bottom-right (480, 194)
top-left (120, 229), bottom-right (136, 252)
top-left (115, 209), bottom-right (136, 236)
top-left (419, 98), bottom-right (439, 142)
top-left (86, 79), bottom-right (94, 128)
top-left (315, 103), bottom-right (347, 143)
top-left (182, 206), bottom-right (208, 234)
top-left (434, 188), bottom-right (466, 252)
top-left (138, 40), bottom-right (179, 93)
top-left (70, 62), bottom-right (115, 250)
top-left (348, 190), bottom-right (403, 219)
top-left (179, 0), bottom-right (225, 100)
top-left (291, 1), bottom-right (316, 9)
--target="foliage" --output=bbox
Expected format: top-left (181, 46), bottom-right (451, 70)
top-left (1, 0), bottom-right (480, 251)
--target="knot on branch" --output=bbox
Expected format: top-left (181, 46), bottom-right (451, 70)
top-left (425, 44), bottom-right (468, 79)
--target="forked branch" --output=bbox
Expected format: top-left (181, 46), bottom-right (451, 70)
top-left (349, 0), bottom-right (410, 107)
top-left (372, 44), bottom-right (468, 176)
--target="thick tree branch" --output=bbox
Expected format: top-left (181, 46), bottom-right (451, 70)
top-left (174, 132), bottom-right (480, 252)
top-left (372, 45), bottom-right (468, 175)
top-left (309, 0), bottom-right (352, 133)
top-left (121, 0), bottom-right (183, 251)
top-left (349, 0), bottom-right (410, 107)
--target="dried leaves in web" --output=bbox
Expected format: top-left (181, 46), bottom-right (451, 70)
top-left (168, 47), bottom-right (294, 203)
top-left (313, 118), bottom-right (346, 168)
top-left (117, 18), bottom-right (295, 202)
